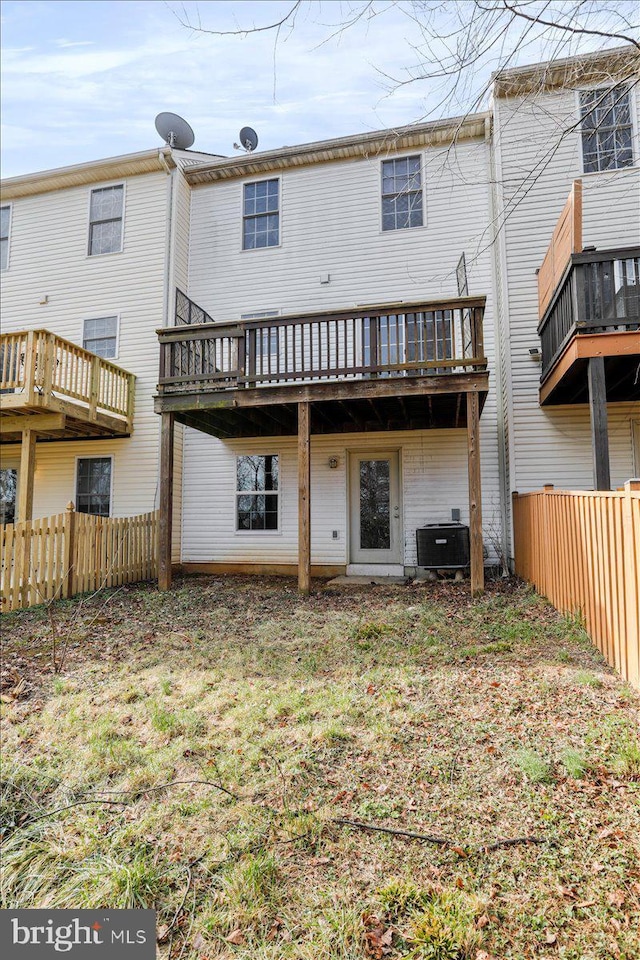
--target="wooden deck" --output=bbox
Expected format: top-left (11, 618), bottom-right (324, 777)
top-left (155, 293), bottom-right (489, 596)
top-left (155, 294), bottom-right (489, 436)
top-left (538, 248), bottom-right (640, 406)
top-left (0, 329), bottom-right (135, 443)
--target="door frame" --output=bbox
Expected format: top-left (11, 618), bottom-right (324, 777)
top-left (347, 448), bottom-right (403, 570)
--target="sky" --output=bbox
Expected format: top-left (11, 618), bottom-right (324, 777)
top-left (1, 0), bottom-right (637, 179)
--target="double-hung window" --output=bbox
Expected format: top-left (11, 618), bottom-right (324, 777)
top-left (83, 316), bottom-right (118, 359)
top-left (76, 457), bottom-right (112, 516)
top-left (243, 179), bottom-right (279, 249)
top-left (0, 205), bottom-right (11, 270)
top-left (381, 156), bottom-right (424, 231)
top-left (580, 86), bottom-right (634, 173)
top-left (88, 185), bottom-right (124, 255)
top-left (236, 455), bottom-right (279, 530)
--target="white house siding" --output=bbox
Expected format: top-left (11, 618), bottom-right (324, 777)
top-left (493, 85), bottom-right (640, 503)
top-left (0, 167), bottom-right (173, 521)
top-left (181, 428), bottom-right (501, 569)
top-left (181, 137), bottom-right (502, 565)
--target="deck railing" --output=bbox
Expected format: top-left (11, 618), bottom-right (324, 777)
top-left (0, 330), bottom-right (135, 427)
top-left (158, 292), bottom-right (487, 395)
top-left (537, 248), bottom-right (640, 379)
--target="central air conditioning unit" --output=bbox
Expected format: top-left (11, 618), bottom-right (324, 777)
top-left (416, 523), bottom-right (470, 570)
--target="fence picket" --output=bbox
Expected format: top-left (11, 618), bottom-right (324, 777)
top-left (1, 509), bottom-right (159, 613)
top-left (513, 485), bottom-right (640, 690)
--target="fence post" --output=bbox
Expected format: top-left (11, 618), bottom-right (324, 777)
top-left (623, 480), bottom-right (639, 689)
top-left (63, 502), bottom-right (76, 600)
top-left (542, 485), bottom-right (554, 597)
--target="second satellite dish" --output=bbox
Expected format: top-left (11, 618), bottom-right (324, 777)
top-left (239, 127), bottom-right (258, 152)
top-left (155, 112), bottom-right (195, 150)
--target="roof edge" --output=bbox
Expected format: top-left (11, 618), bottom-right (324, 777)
top-left (1, 148), bottom-right (178, 200)
top-left (493, 44), bottom-right (640, 98)
top-left (185, 112), bottom-right (491, 185)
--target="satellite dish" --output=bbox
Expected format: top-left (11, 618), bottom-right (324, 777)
top-left (237, 126), bottom-right (258, 152)
top-left (155, 112), bottom-right (195, 150)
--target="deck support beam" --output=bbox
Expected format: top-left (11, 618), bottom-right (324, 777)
top-left (466, 392), bottom-right (484, 596)
top-left (587, 356), bottom-right (611, 490)
top-left (17, 428), bottom-right (37, 522)
top-left (298, 402), bottom-right (311, 595)
top-left (158, 412), bottom-right (175, 591)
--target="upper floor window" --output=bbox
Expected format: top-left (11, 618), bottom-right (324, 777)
top-left (88, 185), bottom-right (124, 256)
top-left (0, 205), bottom-right (11, 270)
top-left (243, 179), bottom-right (279, 249)
top-left (381, 156), bottom-right (424, 231)
top-left (76, 457), bottom-right (112, 516)
top-left (580, 87), bottom-right (634, 173)
top-left (83, 316), bottom-right (118, 359)
top-left (236, 454), bottom-right (279, 530)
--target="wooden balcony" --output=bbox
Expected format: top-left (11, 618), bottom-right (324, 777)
top-left (0, 330), bottom-right (135, 443)
top-left (538, 247), bottom-right (640, 406)
top-left (155, 292), bottom-right (489, 598)
top-left (155, 292), bottom-right (489, 437)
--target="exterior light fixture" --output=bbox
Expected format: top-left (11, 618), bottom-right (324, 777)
top-left (529, 347), bottom-right (542, 361)
top-left (328, 457), bottom-right (339, 469)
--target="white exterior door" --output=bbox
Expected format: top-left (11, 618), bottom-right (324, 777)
top-left (349, 451), bottom-right (402, 565)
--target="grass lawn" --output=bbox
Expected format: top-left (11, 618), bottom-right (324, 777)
top-left (1, 576), bottom-right (639, 959)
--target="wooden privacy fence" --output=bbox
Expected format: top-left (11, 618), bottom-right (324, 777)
top-left (1, 504), bottom-right (158, 612)
top-left (513, 483), bottom-right (640, 689)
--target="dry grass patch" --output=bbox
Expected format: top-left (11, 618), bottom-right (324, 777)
top-left (1, 576), bottom-right (639, 959)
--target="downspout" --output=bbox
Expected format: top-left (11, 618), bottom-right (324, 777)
top-left (487, 109), bottom-right (514, 572)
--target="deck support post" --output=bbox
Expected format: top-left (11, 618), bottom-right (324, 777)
top-left (17, 428), bottom-right (36, 522)
top-left (158, 412), bottom-right (175, 591)
top-left (298, 402), bottom-right (311, 595)
top-left (466, 392), bottom-right (484, 596)
top-left (587, 356), bottom-right (610, 490)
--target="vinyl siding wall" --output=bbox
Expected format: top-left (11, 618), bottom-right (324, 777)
top-left (182, 137), bottom-right (502, 565)
top-left (493, 85), bottom-right (640, 508)
top-left (181, 429), bottom-right (500, 568)
top-left (1, 169), bottom-right (172, 524)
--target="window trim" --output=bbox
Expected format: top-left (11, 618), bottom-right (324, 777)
top-left (1, 202), bottom-right (12, 272)
top-left (576, 84), bottom-right (637, 176)
top-left (234, 453), bottom-right (281, 534)
top-left (379, 153), bottom-right (426, 233)
top-left (80, 314), bottom-right (120, 361)
top-left (74, 454), bottom-right (114, 518)
top-left (87, 182), bottom-right (125, 257)
top-left (241, 176), bottom-right (282, 252)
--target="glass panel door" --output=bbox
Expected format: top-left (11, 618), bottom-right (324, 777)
top-left (350, 451), bottom-right (402, 564)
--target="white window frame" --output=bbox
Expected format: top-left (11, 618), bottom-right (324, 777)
top-left (234, 453), bottom-right (281, 534)
top-left (241, 177), bottom-right (281, 251)
top-left (75, 454), bottom-right (114, 517)
top-left (576, 84), bottom-right (637, 176)
top-left (87, 182), bottom-right (125, 257)
top-left (81, 314), bottom-right (120, 360)
top-left (380, 153), bottom-right (426, 233)
top-left (632, 420), bottom-right (640, 477)
top-left (0, 460), bottom-right (19, 524)
top-left (0, 203), bottom-right (12, 272)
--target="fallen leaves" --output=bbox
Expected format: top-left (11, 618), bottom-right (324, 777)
top-left (362, 913), bottom-right (394, 958)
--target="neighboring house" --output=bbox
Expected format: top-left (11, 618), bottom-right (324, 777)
top-left (0, 146), bottom-right (218, 561)
top-left (2, 45), bottom-right (639, 595)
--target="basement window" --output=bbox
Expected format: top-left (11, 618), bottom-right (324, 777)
top-left (236, 455), bottom-right (279, 531)
top-left (76, 457), bottom-right (112, 516)
top-left (88, 185), bottom-right (124, 255)
top-left (0, 468), bottom-right (17, 524)
top-left (580, 86), bottom-right (634, 173)
top-left (83, 316), bottom-right (118, 359)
